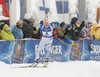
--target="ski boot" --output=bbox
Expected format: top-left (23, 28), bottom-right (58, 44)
top-left (44, 58), bottom-right (49, 67)
top-left (30, 59), bottom-right (38, 67)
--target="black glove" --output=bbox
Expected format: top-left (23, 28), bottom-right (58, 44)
top-left (80, 21), bottom-right (85, 28)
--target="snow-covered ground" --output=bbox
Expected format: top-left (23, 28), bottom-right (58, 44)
top-left (1, 61), bottom-right (100, 77)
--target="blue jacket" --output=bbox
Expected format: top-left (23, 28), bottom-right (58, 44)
top-left (40, 24), bottom-right (53, 38)
top-left (10, 24), bottom-right (23, 39)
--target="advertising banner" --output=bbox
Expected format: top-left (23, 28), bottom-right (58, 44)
top-left (0, 41), bottom-right (14, 64)
top-left (70, 40), bottom-right (83, 61)
top-left (82, 39), bottom-right (100, 61)
top-left (23, 39), bottom-right (71, 63)
top-left (11, 40), bottom-right (25, 64)
top-left (0, 39), bottom-right (100, 64)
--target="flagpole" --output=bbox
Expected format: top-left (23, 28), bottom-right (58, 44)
top-left (9, 0), bottom-right (11, 27)
top-left (62, 0), bottom-right (64, 22)
top-left (43, 0), bottom-right (46, 18)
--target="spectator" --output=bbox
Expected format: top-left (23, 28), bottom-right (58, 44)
top-left (71, 17), bottom-right (79, 30)
top-left (36, 20), bottom-right (44, 39)
top-left (0, 16), bottom-right (10, 30)
top-left (54, 23), bottom-right (76, 46)
top-left (71, 17), bottom-right (85, 36)
top-left (53, 21), bottom-right (64, 39)
top-left (0, 24), bottom-right (15, 41)
top-left (60, 22), bottom-right (66, 28)
top-left (64, 24), bottom-right (80, 41)
top-left (22, 13), bottom-right (34, 38)
top-left (40, 20), bottom-right (43, 25)
top-left (30, 17), bottom-right (40, 39)
top-left (91, 21), bottom-right (100, 39)
top-left (30, 17), bottom-right (36, 30)
top-left (53, 22), bottom-right (59, 35)
top-left (60, 24), bottom-right (76, 46)
top-left (80, 22), bottom-right (93, 40)
top-left (10, 20), bottom-right (23, 39)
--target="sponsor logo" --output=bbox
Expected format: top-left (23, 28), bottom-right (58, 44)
top-left (13, 44), bottom-right (23, 61)
top-left (39, 56), bottom-right (62, 62)
top-left (35, 45), bottom-right (62, 55)
top-left (90, 56), bottom-right (100, 60)
top-left (90, 44), bottom-right (100, 54)
top-left (71, 43), bottom-right (81, 58)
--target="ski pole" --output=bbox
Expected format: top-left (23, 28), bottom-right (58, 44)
top-left (54, 35), bottom-right (72, 49)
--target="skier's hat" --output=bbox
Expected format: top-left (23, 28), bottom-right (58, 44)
top-left (43, 18), bottom-right (49, 23)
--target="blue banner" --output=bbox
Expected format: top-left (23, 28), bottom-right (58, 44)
top-left (0, 41), bottom-right (14, 64)
top-left (23, 39), bottom-right (71, 63)
top-left (82, 39), bottom-right (100, 61)
top-left (1, 39), bottom-right (100, 64)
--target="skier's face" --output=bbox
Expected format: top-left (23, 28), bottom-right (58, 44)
top-left (44, 22), bottom-right (49, 27)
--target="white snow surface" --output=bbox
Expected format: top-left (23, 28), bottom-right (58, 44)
top-left (1, 61), bottom-right (100, 77)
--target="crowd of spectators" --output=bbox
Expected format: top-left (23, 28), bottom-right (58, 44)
top-left (0, 13), bottom-right (99, 42)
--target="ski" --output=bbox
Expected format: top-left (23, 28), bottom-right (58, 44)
top-left (11, 65), bottom-right (48, 68)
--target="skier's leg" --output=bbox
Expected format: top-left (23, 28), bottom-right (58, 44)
top-left (35, 38), bottom-right (46, 60)
top-left (31, 38), bottom-right (46, 67)
top-left (44, 38), bottom-right (53, 67)
top-left (45, 38), bottom-right (53, 59)
top-left (45, 46), bottom-right (52, 59)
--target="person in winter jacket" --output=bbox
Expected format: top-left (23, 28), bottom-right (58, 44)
top-left (10, 20), bottom-right (23, 39)
top-left (30, 17), bottom-right (40, 39)
top-left (30, 16), bottom-right (36, 31)
top-left (64, 24), bottom-right (80, 41)
top-left (71, 17), bottom-right (85, 36)
top-left (91, 21), bottom-right (100, 39)
top-left (53, 22), bottom-right (64, 39)
top-left (0, 16), bottom-right (10, 30)
top-left (71, 17), bottom-right (79, 30)
top-left (54, 23), bottom-right (76, 46)
top-left (0, 24), bottom-right (15, 41)
top-left (80, 22), bottom-right (93, 40)
top-left (22, 13), bottom-right (34, 38)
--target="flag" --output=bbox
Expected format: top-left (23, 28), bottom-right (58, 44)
top-left (39, 0), bottom-right (50, 20)
top-left (55, 0), bottom-right (69, 23)
top-left (0, 0), bottom-right (9, 17)
top-left (86, 7), bottom-right (88, 21)
top-left (95, 7), bottom-right (99, 23)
